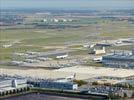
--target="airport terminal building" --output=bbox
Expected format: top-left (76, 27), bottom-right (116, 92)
top-left (28, 80), bottom-right (78, 90)
top-left (102, 49), bottom-right (134, 68)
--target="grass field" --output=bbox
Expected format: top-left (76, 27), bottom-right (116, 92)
top-left (99, 22), bottom-right (134, 38)
top-left (0, 18), bottom-right (134, 61)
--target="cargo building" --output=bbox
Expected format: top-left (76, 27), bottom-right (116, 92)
top-left (102, 49), bottom-right (134, 68)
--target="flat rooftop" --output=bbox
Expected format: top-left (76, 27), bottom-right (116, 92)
top-left (0, 84), bottom-right (28, 92)
top-left (103, 54), bottom-right (134, 61)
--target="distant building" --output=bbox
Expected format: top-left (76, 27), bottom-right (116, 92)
top-left (96, 43), bottom-right (112, 47)
top-left (102, 49), bottom-right (134, 68)
top-left (93, 47), bottom-right (106, 55)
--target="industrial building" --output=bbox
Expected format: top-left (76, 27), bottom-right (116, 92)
top-left (0, 75), bottom-right (78, 97)
top-left (102, 49), bottom-right (134, 68)
top-left (0, 76), bottom-right (28, 94)
top-left (93, 47), bottom-right (106, 55)
top-left (28, 80), bottom-right (78, 90)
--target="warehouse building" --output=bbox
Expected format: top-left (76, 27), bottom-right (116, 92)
top-left (28, 80), bottom-right (78, 90)
top-left (93, 47), bottom-right (106, 55)
top-left (102, 49), bottom-right (134, 68)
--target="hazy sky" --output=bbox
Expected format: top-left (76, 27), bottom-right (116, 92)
top-left (1, 0), bottom-right (134, 10)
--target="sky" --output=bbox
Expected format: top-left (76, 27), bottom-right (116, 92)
top-left (1, 0), bottom-right (134, 10)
